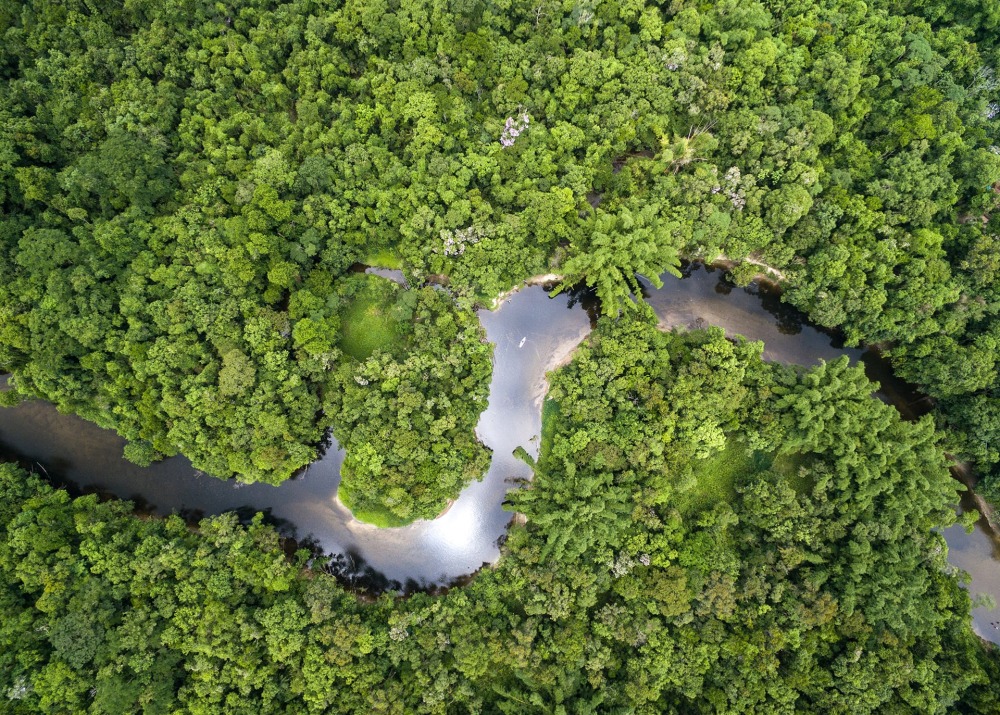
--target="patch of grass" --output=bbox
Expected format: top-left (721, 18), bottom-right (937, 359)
top-left (338, 276), bottom-right (409, 361)
top-left (681, 439), bottom-right (758, 515)
top-left (338, 482), bottom-right (413, 528)
top-left (682, 442), bottom-right (812, 515)
top-left (539, 398), bottom-right (560, 466)
top-left (363, 249), bottom-right (403, 270)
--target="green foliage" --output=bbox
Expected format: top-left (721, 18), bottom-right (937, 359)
top-left (336, 275), bottom-right (409, 361)
top-left (514, 308), bottom-right (768, 564)
top-left (1, 0), bottom-right (1000, 708)
top-left (2, 0), bottom-right (999, 502)
top-left (329, 283), bottom-right (492, 524)
top-left (2, 316), bottom-right (993, 713)
top-left (508, 317), bottom-right (986, 712)
top-left (556, 204), bottom-right (683, 313)
top-left (337, 482), bottom-right (415, 528)
top-left (538, 398), bottom-right (560, 465)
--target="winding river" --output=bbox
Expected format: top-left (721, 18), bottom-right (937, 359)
top-left (1, 264), bottom-right (998, 642)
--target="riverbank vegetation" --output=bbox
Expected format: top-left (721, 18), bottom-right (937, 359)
top-left (2, 0), bottom-right (1000, 497)
top-left (3, 0), bottom-right (1000, 708)
top-left (2, 317), bottom-right (998, 712)
top-left (329, 277), bottom-right (492, 524)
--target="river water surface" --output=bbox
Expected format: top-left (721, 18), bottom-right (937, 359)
top-left (1, 264), bottom-right (998, 640)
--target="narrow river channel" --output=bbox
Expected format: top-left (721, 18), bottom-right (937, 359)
top-left (1, 264), bottom-right (998, 642)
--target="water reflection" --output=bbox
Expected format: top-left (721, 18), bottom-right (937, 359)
top-left (943, 476), bottom-right (1000, 642)
top-left (0, 284), bottom-right (595, 589)
top-left (0, 265), bottom-right (998, 642)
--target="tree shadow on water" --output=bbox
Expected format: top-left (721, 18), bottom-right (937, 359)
top-left (319, 549), bottom-right (403, 594)
top-left (561, 283), bottom-right (601, 326)
top-left (754, 283), bottom-right (805, 335)
top-left (231, 505), bottom-right (300, 538)
top-left (714, 275), bottom-right (734, 296)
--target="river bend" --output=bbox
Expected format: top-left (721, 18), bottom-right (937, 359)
top-left (1, 264), bottom-right (998, 642)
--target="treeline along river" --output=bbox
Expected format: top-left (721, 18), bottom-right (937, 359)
top-left (1, 264), bottom-right (998, 643)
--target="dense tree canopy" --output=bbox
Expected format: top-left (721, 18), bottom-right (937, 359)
top-left (328, 275), bottom-right (492, 524)
top-left (2, 0), bottom-right (1000, 493)
top-left (3, 0), bottom-right (1000, 709)
top-left (2, 318), bottom-right (997, 713)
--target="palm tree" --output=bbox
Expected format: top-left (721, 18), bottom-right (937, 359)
top-left (554, 206), bottom-right (681, 314)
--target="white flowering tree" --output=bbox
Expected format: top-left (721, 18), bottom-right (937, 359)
top-left (499, 111), bottom-right (530, 147)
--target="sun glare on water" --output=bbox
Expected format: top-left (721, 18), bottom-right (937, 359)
top-left (424, 499), bottom-right (484, 554)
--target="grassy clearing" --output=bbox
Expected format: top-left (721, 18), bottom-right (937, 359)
top-left (681, 440), bottom-right (755, 514)
top-left (682, 440), bottom-right (813, 514)
top-left (338, 277), bottom-right (408, 361)
top-left (539, 398), bottom-right (560, 466)
top-left (338, 482), bottom-right (413, 528)
top-left (363, 249), bottom-right (403, 270)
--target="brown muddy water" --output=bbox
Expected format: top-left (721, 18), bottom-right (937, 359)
top-left (1, 263), bottom-right (998, 643)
